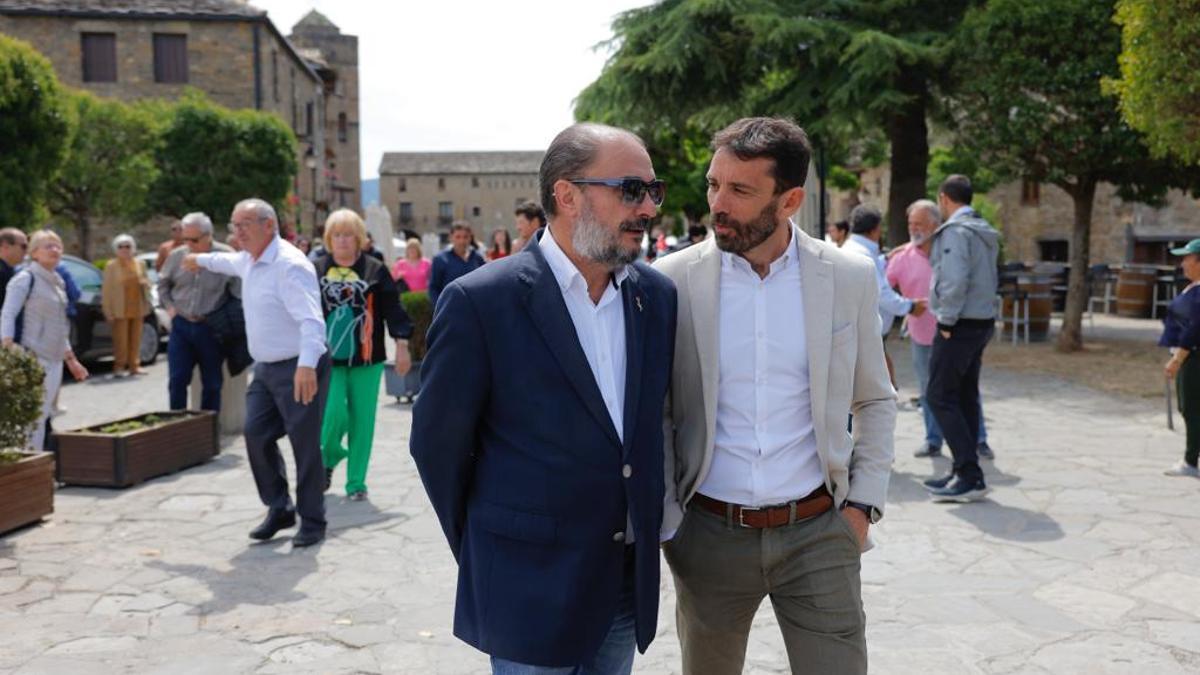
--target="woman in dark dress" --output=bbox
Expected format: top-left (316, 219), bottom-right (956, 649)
top-left (1160, 239), bottom-right (1200, 477)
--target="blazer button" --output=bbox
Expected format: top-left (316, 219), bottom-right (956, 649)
top-left (612, 531), bottom-right (626, 543)
top-left (622, 464), bottom-right (632, 478)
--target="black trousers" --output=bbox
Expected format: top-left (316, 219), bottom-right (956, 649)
top-left (927, 320), bottom-right (993, 483)
top-left (244, 354), bottom-right (330, 528)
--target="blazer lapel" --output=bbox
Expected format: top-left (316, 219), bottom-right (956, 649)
top-left (620, 267), bottom-right (646, 453)
top-left (519, 238), bottom-right (623, 448)
top-left (687, 239), bottom-right (722, 435)
top-left (797, 231), bottom-right (834, 466)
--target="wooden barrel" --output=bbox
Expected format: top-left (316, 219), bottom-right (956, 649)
top-left (1116, 266), bottom-right (1157, 318)
top-left (998, 271), bottom-right (1056, 341)
top-left (1001, 273), bottom-right (1053, 342)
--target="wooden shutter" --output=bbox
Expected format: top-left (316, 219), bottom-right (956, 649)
top-left (153, 34), bottom-right (188, 84)
top-left (81, 33), bottom-right (117, 82)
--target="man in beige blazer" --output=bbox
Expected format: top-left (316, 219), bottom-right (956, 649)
top-left (655, 117), bottom-right (896, 675)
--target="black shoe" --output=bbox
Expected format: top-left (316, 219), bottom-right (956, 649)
top-left (249, 509), bottom-right (296, 541)
top-left (923, 473), bottom-right (956, 491)
top-left (292, 526), bottom-right (326, 547)
top-left (977, 442), bottom-right (995, 460)
top-left (913, 444), bottom-right (943, 458)
top-left (324, 467), bottom-right (333, 492)
top-left (929, 477), bottom-right (990, 502)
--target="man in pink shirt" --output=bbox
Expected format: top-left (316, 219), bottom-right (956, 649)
top-left (888, 200), bottom-right (991, 459)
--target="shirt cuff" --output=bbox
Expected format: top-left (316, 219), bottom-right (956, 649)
top-left (195, 253), bottom-right (214, 270)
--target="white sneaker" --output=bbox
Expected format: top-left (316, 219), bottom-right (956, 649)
top-left (1163, 462), bottom-right (1200, 477)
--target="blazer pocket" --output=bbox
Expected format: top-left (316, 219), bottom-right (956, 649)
top-left (474, 502), bottom-right (557, 545)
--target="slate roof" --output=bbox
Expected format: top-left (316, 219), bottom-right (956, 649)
top-left (0, 0), bottom-right (264, 18)
top-left (379, 151), bottom-right (544, 176)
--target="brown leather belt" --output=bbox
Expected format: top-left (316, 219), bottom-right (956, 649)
top-left (691, 486), bottom-right (833, 528)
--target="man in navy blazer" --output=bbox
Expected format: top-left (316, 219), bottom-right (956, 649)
top-left (410, 123), bottom-right (677, 673)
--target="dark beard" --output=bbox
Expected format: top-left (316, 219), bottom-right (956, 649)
top-left (713, 197), bottom-right (781, 254)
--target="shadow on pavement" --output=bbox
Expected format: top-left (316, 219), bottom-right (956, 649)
top-left (147, 538), bottom-right (318, 615)
top-left (946, 501), bottom-right (1064, 542)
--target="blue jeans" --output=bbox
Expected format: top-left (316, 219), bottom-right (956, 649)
top-left (490, 548), bottom-right (637, 675)
top-left (167, 316), bottom-right (225, 411)
top-left (912, 341), bottom-right (987, 448)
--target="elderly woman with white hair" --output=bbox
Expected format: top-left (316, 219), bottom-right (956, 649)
top-left (101, 232), bottom-right (151, 377)
top-left (1, 230), bottom-right (89, 451)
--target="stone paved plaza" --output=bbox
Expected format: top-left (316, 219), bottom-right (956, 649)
top-left (2, 339), bottom-right (1199, 674)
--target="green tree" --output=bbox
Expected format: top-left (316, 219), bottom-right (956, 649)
top-left (46, 90), bottom-right (159, 260)
top-left (576, 0), bottom-right (977, 246)
top-left (1105, 0), bottom-right (1200, 165)
top-left (0, 35), bottom-right (69, 230)
top-left (149, 90), bottom-right (297, 226)
top-left (948, 0), bottom-right (1200, 352)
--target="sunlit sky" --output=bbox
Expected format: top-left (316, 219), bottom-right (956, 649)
top-left (252, 0), bottom-right (649, 180)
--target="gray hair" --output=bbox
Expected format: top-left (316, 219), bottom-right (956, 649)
top-left (539, 122), bottom-right (645, 218)
top-left (180, 212), bottom-right (214, 235)
top-left (233, 198), bottom-right (278, 229)
top-left (906, 199), bottom-right (941, 226)
top-left (112, 233), bottom-right (136, 252)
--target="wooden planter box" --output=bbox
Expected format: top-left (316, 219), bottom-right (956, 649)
top-left (53, 411), bottom-right (218, 488)
top-left (0, 452), bottom-right (55, 535)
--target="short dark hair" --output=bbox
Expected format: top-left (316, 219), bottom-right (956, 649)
top-left (514, 200), bottom-right (546, 226)
top-left (849, 204), bottom-right (883, 235)
top-left (710, 117), bottom-right (812, 194)
top-left (450, 221), bottom-right (472, 235)
top-left (539, 123), bottom-right (645, 218)
top-left (832, 220), bottom-right (849, 235)
top-left (687, 224), bottom-right (708, 239)
top-left (0, 227), bottom-right (25, 246)
top-left (939, 174), bottom-right (974, 206)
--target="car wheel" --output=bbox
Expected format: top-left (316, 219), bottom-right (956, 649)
top-left (139, 321), bottom-right (159, 365)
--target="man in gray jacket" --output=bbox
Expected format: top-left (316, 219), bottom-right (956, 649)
top-left (924, 174), bottom-right (999, 502)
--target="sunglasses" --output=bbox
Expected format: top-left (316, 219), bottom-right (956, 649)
top-left (181, 236), bottom-right (205, 243)
top-left (569, 177), bottom-right (666, 206)
top-left (117, 244), bottom-right (133, 249)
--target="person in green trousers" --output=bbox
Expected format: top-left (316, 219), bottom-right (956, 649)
top-left (315, 209), bottom-right (413, 500)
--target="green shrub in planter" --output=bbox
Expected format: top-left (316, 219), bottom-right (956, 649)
top-left (400, 291), bottom-right (432, 362)
top-left (0, 347), bottom-right (45, 457)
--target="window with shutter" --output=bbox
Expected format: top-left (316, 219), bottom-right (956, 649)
top-left (153, 34), bottom-right (188, 83)
top-left (81, 33), bottom-right (117, 82)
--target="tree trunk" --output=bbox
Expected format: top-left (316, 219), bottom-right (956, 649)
top-left (76, 211), bottom-right (92, 262)
top-left (884, 81), bottom-right (930, 249)
top-left (1056, 179), bottom-right (1096, 352)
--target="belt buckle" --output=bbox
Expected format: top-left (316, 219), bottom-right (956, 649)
top-left (737, 506), bottom-right (760, 528)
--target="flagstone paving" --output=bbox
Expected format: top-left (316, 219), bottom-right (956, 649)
top-left (2, 340), bottom-right (1198, 674)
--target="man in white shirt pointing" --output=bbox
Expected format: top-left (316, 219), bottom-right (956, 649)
top-left (184, 198), bottom-right (329, 547)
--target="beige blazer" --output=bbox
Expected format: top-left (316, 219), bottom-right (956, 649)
top-left (101, 257), bottom-right (152, 321)
top-left (654, 229), bottom-right (896, 535)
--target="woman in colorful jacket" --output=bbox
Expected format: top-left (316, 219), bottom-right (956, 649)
top-left (314, 209), bottom-right (413, 500)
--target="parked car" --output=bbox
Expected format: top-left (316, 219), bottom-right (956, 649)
top-left (58, 254), bottom-right (167, 366)
top-left (137, 251), bottom-right (174, 334)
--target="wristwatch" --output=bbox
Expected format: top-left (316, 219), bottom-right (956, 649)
top-left (843, 501), bottom-right (882, 524)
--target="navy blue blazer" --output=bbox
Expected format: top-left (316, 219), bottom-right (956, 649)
top-left (410, 232), bottom-right (676, 667)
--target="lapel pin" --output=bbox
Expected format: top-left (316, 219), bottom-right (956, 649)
top-left (635, 296), bottom-right (643, 312)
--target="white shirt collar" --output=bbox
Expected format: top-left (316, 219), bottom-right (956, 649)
top-left (254, 236), bottom-right (281, 264)
top-left (721, 223), bottom-right (801, 277)
top-left (539, 225), bottom-right (630, 294)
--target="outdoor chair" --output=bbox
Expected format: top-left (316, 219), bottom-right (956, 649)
top-left (1086, 263), bottom-right (1114, 329)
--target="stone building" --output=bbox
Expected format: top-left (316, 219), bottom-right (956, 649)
top-left (0, 0), bottom-right (361, 239)
top-left (288, 10), bottom-right (360, 215)
top-left (378, 151), bottom-right (543, 238)
top-left (830, 165), bottom-right (1200, 266)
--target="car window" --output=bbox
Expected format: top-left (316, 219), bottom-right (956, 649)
top-left (60, 257), bottom-right (102, 291)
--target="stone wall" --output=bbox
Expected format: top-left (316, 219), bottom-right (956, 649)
top-left (829, 165), bottom-right (1200, 265)
top-left (0, 14), bottom-right (325, 234)
top-left (380, 173), bottom-right (540, 237)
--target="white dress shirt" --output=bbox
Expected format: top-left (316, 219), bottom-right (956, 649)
top-left (842, 233), bottom-right (912, 335)
top-left (539, 228), bottom-right (639, 540)
top-left (197, 236), bottom-right (326, 368)
top-left (699, 226), bottom-right (825, 507)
